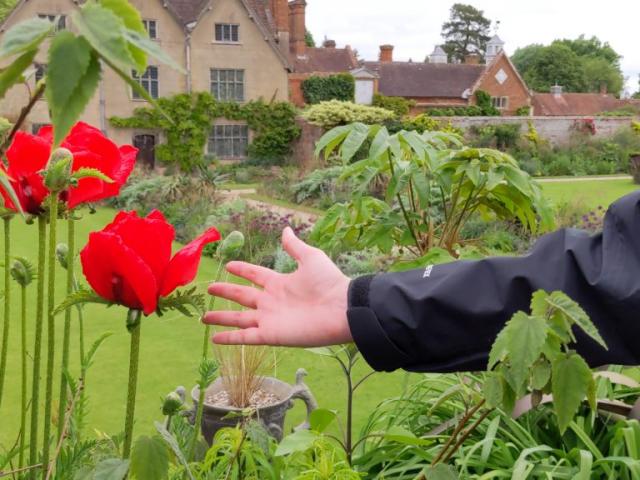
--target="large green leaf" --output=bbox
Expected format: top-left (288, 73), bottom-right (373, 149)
top-left (50, 51), bottom-right (101, 147)
top-left (100, 0), bottom-right (147, 71)
top-left (339, 123), bottom-right (369, 163)
top-left (94, 459), bottom-right (130, 480)
top-left (483, 373), bottom-right (503, 409)
top-left (552, 352), bottom-right (592, 434)
top-left (423, 463), bottom-right (459, 480)
top-left (0, 17), bottom-right (54, 59)
top-left (388, 247), bottom-right (456, 273)
top-left (384, 426), bottom-right (434, 446)
top-left (46, 32), bottom-right (92, 113)
top-left (124, 29), bottom-right (185, 73)
top-left (154, 422), bottom-right (194, 480)
top-left (309, 408), bottom-right (337, 433)
top-left (548, 291), bottom-right (607, 350)
top-left (531, 360), bottom-right (551, 390)
top-left (72, 2), bottom-right (136, 71)
top-left (314, 125), bottom-right (350, 159)
top-left (0, 49), bottom-right (37, 99)
top-left (505, 312), bottom-right (547, 390)
top-left (530, 290), bottom-right (550, 317)
top-left (130, 435), bottom-right (169, 480)
top-left (501, 165), bottom-right (532, 196)
top-left (487, 328), bottom-right (507, 370)
top-left (274, 430), bottom-right (319, 457)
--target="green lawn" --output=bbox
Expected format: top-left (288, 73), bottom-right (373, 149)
top-left (540, 179), bottom-right (638, 209)
top-left (0, 209), bottom-right (407, 446)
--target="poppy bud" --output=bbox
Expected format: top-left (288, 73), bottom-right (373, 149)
top-left (56, 243), bottom-right (69, 270)
top-left (43, 148), bottom-right (73, 192)
top-left (10, 257), bottom-right (35, 287)
top-left (162, 391), bottom-right (183, 416)
top-left (218, 231), bottom-right (245, 262)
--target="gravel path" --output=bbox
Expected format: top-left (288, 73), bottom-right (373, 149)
top-left (220, 188), bottom-right (319, 225)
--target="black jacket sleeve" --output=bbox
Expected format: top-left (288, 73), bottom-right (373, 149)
top-left (347, 189), bottom-right (640, 373)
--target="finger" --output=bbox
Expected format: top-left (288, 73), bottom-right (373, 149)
top-left (226, 261), bottom-right (277, 287)
top-left (282, 227), bottom-right (317, 262)
top-left (212, 328), bottom-right (264, 345)
top-left (207, 283), bottom-right (260, 309)
top-left (204, 310), bottom-right (259, 329)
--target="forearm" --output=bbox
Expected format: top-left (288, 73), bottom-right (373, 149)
top-left (347, 192), bottom-right (640, 373)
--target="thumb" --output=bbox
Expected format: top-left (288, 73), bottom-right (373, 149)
top-left (282, 227), bottom-right (315, 262)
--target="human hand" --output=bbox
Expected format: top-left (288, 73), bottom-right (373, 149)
top-left (204, 227), bottom-right (353, 347)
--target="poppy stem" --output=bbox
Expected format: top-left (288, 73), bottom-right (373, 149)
top-left (29, 215), bottom-right (47, 480)
top-left (123, 309), bottom-right (142, 460)
top-left (19, 284), bottom-right (27, 469)
top-left (201, 261), bottom-right (225, 359)
top-left (42, 197), bottom-right (59, 471)
top-left (57, 216), bottom-right (75, 443)
top-left (0, 216), bottom-right (11, 413)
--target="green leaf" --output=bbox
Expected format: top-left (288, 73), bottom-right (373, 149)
top-left (388, 247), bottom-right (456, 273)
top-left (411, 169), bottom-right (431, 209)
top-left (338, 123), bottom-right (369, 163)
top-left (501, 166), bottom-right (532, 196)
top-left (73, 168), bottom-right (115, 183)
top-left (94, 459), bottom-right (129, 480)
top-left (483, 373), bottom-right (503, 409)
top-left (0, 49), bottom-right (37, 99)
top-left (531, 360), bottom-right (551, 390)
top-left (384, 426), bottom-right (434, 446)
top-left (100, 0), bottom-right (147, 71)
top-left (487, 328), bottom-right (507, 370)
top-left (0, 176), bottom-right (25, 219)
top-left (54, 289), bottom-right (113, 316)
top-left (123, 29), bottom-right (185, 73)
top-left (46, 32), bottom-right (92, 112)
top-left (552, 352), bottom-right (592, 434)
top-left (74, 466), bottom-right (95, 480)
top-left (505, 312), bottom-right (547, 390)
top-left (72, 2), bottom-right (136, 71)
top-left (156, 287), bottom-right (206, 317)
top-left (197, 357), bottom-right (220, 389)
top-left (246, 420), bottom-right (271, 456)
top-left (130, 435), bottom-right (169, 480)
top-left (309, 408), bottom-right (337, 433)
top-left (275, 430), bottom-right (319, 456)
top-left (154, 422), bottom-right (194, 480)
top-left (314, 125), bottom-right (350, 159)
top-left (0, 17), bottom-right (54, 59)
top-left (50, 51), bottom-right (101, 147)
top-left (530, 290), bottom-right (549, 317)
top-left (82, 332), bottom-right (114, 370)
top-left (423, 463), bottom-right (459, 480)
top-left (548, 291), bottom-right (607, 350)
top-left (501, 377), bottom-right (517, 415)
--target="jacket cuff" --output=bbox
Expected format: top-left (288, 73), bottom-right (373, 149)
top-left (347, 277), bottom-right (411, 372)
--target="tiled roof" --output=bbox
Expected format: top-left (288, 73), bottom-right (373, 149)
top-left (293, 47), bottom-right (358, 74)
top-left (532, 93), bottom-right (628, 116)
top-left (363, 62), bottom-right (485, 98)
top-left (166, 0), bottom-right (211, 25)
top-left (246, 0), bottom-right (277, 38)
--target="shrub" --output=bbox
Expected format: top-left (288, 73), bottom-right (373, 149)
top-left (473, 124), bottom-right (522, 150)
top-left (633, 120), bottom-right (640, 134)
top-left (302, 100), bottom-right (395, 129)
top-left (514, 105), bottom-right (532, 116)
top-left (301, 73), bottom-right (355, 104)
top-left (372, 93), bottom-right (415, 117)
top-left (386, 114), bottom-right (464, 136)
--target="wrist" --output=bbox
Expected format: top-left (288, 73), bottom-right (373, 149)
top-left (329, 275), bottom-right (353, 345)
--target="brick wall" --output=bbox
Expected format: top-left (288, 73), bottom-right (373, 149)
top-left (473, 55), bottom-right (531, 116)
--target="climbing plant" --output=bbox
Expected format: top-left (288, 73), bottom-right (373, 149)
top-left (110, 93), bottom-right (301, 171)
top-left (301, 73), bottom-right (355, 104)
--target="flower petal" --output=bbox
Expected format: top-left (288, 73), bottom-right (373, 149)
top-left (65, 149), bottom-right (105, 209)
top-left (159, 228), bottom-right (221, 297)
top-left (80, 231), bottom-right (159, 315)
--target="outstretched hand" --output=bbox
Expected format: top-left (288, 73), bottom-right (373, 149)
top-left (204, 227), bottom-right (353, 347)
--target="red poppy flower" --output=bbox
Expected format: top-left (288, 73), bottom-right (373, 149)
top-left (1, 122), bottom-right (137, 214)
top-left (80, 210), bottom-right (221, 315)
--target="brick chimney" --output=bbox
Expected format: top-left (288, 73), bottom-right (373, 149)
top-left (289, 0), bottom-right (307, 58)
top-left (465, 53), bottom-right (481, 65)
top-left (379, 45), bottom-right (394, 63)
top-left (600, 83), bottom-right (607, 94)
top-left (270, 0), bottom-right (289, 52)
top-left (323, 39), bottom-right (336, 49)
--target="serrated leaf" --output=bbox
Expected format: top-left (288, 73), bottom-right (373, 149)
top-left (552, 352), bottom-right (592, 434)
top-left (46, 32), bottom-right (92, 110)
top-left (83, 333), bottom-right (114, 370)
top-left (548, 291), bottom-right (607, 350)
top-left (0, 17), bottom-right (54, 59)
top-left (488, 328), bottom-right (508, 370)
top-left (50, 52), bottom-right (101, 147)
top-left (530, 290), bottom-right (549, 317)
top-left (73, 168), bottom-right (115, 183)
top-left (100, 0), bottom-right (147, 72)
top-left (483, 373), bottom-right (503, 409)
top-left (531, 360), bottom-right (551, 390)
top-left (157, 288), bottom-right (205, 317)
top-left (197, 357), bottom-right (220, 389)
top-left (54, 289), bottom-right (113, 316)
top-left (72, 2), bottom-right (136, 71)
top-left (93, 459), bottom-right (129, 480)
top-left (154, 422), bottom-right (194, 480)
top-left (74, 466), bottom-right (94, 480)
top-left (501, 377), bottom-right (517, 416)
top-left (309, 408), bottom-right (337, 433)
top-left (505, 312), bottom-right (547, 390)
top-left (130, 435), bottom-right (169, 480)
top-left (423, 463), bottom-right (460, 480)
top-left (0, 48), bottom-right (37, 99)
top-left (246, 421), bottom-right (270, 456)
top-left (123, 29), bottom-right (185, 73)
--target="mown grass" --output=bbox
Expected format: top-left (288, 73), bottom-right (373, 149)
top-left (0, 208), bottom-right (406, 446)
top-left (540, 178), bottom-right (638, 209)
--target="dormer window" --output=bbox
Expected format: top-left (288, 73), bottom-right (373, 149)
top-left (143, 20), bottom-right (157, 39)
top-left (215, 24), bottom-right (239, 43)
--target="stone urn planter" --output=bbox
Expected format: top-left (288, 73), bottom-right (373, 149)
top-left (630, 152), bottom-right (640, 185)
top-left (190, 368), bottom-right (317, 445)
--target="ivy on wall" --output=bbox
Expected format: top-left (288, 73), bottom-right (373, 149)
top-left (426, 90), bottom-right (501, 117)
top-left (301, 73), bottom-right (355, 105)
top-left (110, 92), bottom-right (301, 171)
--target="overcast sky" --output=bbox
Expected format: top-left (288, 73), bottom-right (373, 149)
top-left (305, 0), bottom-right (640, 95)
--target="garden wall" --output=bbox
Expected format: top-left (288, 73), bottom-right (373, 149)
top-left (290, 117), bottom-right (325, 167)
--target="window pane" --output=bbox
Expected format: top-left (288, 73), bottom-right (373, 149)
top-left (219, 70), bottom-right (227, 82)
top-left (58, 16), bottom-right (66, 31)
top-left (151, 81), bottom-right (158, 99)
top-left (236, 84), bottom-right (244, 102)
top-left (216, 125), bottom-right (224, 136)
top-left (215, 24), bottom-right (222, 42)
top-left (149, 67), bottom-right (158, 80)
top-left (231, 25), bottom-right (239, 42)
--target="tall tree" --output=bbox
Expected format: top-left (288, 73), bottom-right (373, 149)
top-left (520, 44), bottom-right (585, 93)
top-left (441, 4), bottom-right (491, 63)
top-left (305, 30), bottom-right (316, 48)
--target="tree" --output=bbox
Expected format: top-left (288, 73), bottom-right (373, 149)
top-left (305, 30), bottom-right (316, 48)
top-left (441, 3), bottom-right (491, 63)
top-left (633, 75), bottom-right (640, 99)
top-left (521, 44), bottom-right (585, 93)
top-left (0, 0), bottom-right (16, 22)
top-left (511, 44), bottom-right (545, 76)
